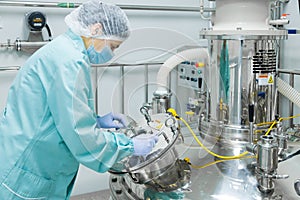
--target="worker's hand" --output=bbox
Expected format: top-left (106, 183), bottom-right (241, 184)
top-left (96, 112), bottom-right (126, 129)
top-left (132, 134), bottom-right (159, 156)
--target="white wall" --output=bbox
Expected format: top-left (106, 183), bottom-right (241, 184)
top-left (0, 0), bottom-right (207, 196)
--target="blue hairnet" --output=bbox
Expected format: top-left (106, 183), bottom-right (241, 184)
top-left (65, 0), bottom-right (130, 41)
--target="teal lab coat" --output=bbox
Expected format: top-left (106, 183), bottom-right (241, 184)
top-left (0, 30), bottom-right (134, 199)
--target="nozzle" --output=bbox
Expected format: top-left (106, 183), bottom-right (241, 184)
top-left (167, 108), bottom-right (180, 119)
top-left (140, 106), bottom-right (152, 123)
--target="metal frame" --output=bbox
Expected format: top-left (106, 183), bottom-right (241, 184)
top-left (0, 62), bottom-right (163, 114)
top-left (200, 29), bottom-right (288, 40)
top-left (277, 69), bottom-right (300, 127)
top-left (0, 1), bottom-right (215, 13)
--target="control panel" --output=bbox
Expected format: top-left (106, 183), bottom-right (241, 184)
top-left (176, 61), bottom-right (207, 122)
top-left (177, 61), bottom-right (205, 91)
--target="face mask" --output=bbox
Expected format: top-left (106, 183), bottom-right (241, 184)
top-left (87, 45), bottom-right (114, 64)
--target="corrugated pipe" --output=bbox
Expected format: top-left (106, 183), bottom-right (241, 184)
top-left (277, 77), bottom-right (300, 108)
top-left (155, 48), bottom-right (209, 95)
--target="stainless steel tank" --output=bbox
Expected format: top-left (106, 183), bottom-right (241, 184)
top-left (108, 0), bottom-right (300, 199)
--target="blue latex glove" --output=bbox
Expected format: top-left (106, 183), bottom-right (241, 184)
top-left (96, 112), bottom-right (127, 129)
top-left (132, 134), bottom-right (159, 156)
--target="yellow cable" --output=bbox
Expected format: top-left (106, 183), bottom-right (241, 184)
top-left (256, 121), bottom-right (275, 126)
top-left (180, 118), bottom-right (249, 159)
top-left (168, 109), bottom-right (300, 160)
top-left (185, 155), bottom-right (256, 169)
top-left (167, 108), bottom-right (249, 159)
top-left (256, 113), bottom-right (300, 136)
top-left (263, 114), bottom-right (300, 136)
top-left (264, 120), bottom-right (277, 136)
top-left (254, 114), bottom-right (300, 127)
top-left (280, 113), bottom-right (300, 121)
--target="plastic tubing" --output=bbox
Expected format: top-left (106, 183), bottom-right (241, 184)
top-left (155, 48), bottom-right (209, 95)
top-left (277, 77), bottom-right (300, 108)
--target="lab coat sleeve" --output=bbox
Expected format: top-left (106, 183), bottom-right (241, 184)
top-left (47, 59), bottom-right (134, 172)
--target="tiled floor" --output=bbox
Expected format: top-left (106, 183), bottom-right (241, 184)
top-left (71, 190), bottom-right (111, 200)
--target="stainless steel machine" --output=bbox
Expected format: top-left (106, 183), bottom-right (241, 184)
top-left (109, 0), bottom-right (300, 199)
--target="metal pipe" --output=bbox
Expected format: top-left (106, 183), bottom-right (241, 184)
top-left (274, 0), bottom-right (282, 20)
top-left (91, 62), bottom-right (163, 68)
top-left (145, 64), bottom-right (149, 103)
top-left (121, 66), bottom-right (125, 114)
top-left (119, 5), bottom-right (206, 12)
top-left (0, 41), bottom-right (48, 48)
top-left (0, 40), bottom-right (49, 53)
top-left (15, 40), bottom-right (49, 53)
top-left (277, 68), bottom-right (300, 126)
top-left (95, 67), bottom-right (98, 114)
top-left (0, 1), bottom-right (215, 13)
top-left (0, 62), bottom-right (164, 71)
top-left (289, 74), bottom-right (294, 127)
top-left (249, 104), bottom-right (254, 143)
top-left (0, 66), bottom-right (20, 71)
top-left (277, 69), bottom-right (300, 75)
top-left (0, 1), bottom-right (76, 8)
top-left (199, 0), bottom-right (212, 20)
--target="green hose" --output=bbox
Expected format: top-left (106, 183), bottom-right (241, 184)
top-left (57, 2), bottom-right (76, 8)
top-left (220, 40), bottom-right (229, 103)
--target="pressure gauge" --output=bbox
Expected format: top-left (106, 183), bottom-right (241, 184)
top-left (26, 11), bottom-right (46, 31)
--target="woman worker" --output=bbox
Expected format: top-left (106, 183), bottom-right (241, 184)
top-left (0, 1), bottom-right (157, 199)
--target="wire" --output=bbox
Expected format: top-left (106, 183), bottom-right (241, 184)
top-left (254, 114), bottom-right (300, 127)
top-left (184, 155), bottom-right (256, 169)
top-left (280, 114), bottom-right (300, 121)
top-left (180, 118), bottom-right (249, 159)
top-left (45, 24), bottom-right (52, 41)
top-left (167, 109), bottom-right (300, 165)
top-left (264, 120), bottom-right (278, 136)
top-left (167, 108), bottom-right (250, 159)
top-left (264, 114), bottom-right (300, 136)
top-left (256, 121), bottom-right (276, 126)
top-left (255, 130), bottom-right (263, 134)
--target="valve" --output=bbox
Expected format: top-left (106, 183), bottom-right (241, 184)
top-left (256, 135), bottom-right (288, 193)
top-left (140, 106), bottom-right (152, 123)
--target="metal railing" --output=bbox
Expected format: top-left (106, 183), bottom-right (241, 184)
top-left (278, 69), bottom-right (300, 126)
top-left (0, 62), bottom-right (163, 114)
top-left (0, 66), bottom-right (21, 71)
top-left (92, 62), bottom-right (163, 113)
